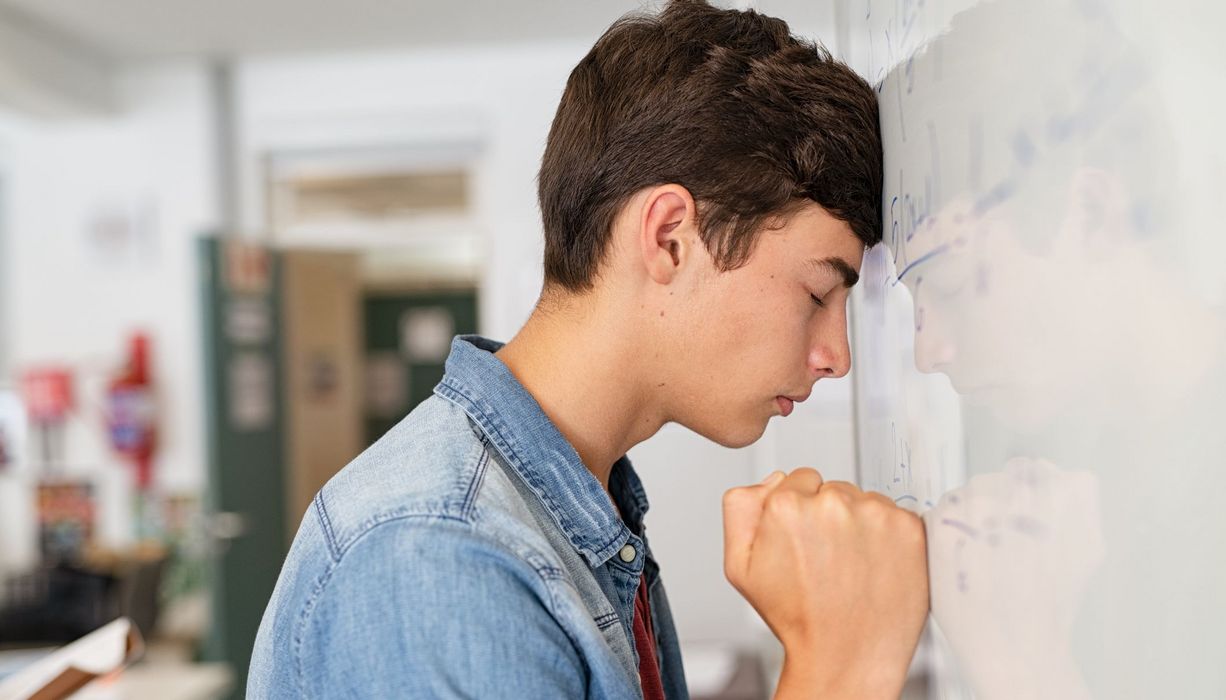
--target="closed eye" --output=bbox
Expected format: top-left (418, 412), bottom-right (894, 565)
top-left (810, 293), bottom-right (826, 308)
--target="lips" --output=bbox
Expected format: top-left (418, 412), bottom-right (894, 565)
top-left (776, 390), bottom-right (811, 418)
top-left (776, 396), bottom-right (795, 417)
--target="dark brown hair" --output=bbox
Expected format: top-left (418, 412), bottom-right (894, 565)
top-left (538, 0), bottom-right (883, 292)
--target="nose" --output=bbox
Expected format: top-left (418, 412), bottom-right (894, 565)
top-left (915, 325), bottom-right (956, 373)
top-left (808, 306), bottom-right (852, 379)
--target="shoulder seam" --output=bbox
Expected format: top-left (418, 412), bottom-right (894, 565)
top-left (461, 442), bottom-right (491, 521)
top-left (312, 492), bottom-right (341, 563)
top-left (323, 420), bottom-right (488, 557)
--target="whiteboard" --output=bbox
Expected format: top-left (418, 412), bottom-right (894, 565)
top-left (836, 0), bottom-right (1226, 697)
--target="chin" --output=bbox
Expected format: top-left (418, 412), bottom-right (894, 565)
top-left (699, 419), bottom-right (769, 449)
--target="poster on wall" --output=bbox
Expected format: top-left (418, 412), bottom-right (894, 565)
top-left (227, 352), bottom-right (274, 431)
top-left (36, 480), bottom-right (96, 562)
top-left (84, 195), bottom-right (160, 267)
top-left (400, 307), bottom-right (454, 363)
top-left (365, 352), bottom-right (408, 419)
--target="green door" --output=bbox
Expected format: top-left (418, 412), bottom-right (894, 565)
top-left (198, 237), bottom-right (287, 698)
top-left (363, 289), bottom-right (478, 444)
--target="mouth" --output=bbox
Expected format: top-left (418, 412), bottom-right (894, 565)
top-left (769, 387), bottom-right (809, 419)
top-left (775, 396), bottom-right (794, 416)
top-left (775, 392), bottom-right (809, 417)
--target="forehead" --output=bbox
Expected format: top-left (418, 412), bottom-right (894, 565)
top-left (757, 202), bottom-right (866, 267)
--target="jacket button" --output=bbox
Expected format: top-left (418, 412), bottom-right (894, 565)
top-left (619, 544), bottom-right (637, 563)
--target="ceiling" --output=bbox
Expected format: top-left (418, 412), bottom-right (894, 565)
top-left (0, 0), bottom-right (651, 60)
top-left (0, 0), bottom-right (825, 118)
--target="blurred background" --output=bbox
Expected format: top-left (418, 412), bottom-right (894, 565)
top-left (0, 1), bottom-right (855, 698)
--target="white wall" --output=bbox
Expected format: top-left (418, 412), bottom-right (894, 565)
top-left (234, 41), bottom-right (584, 340)
top-left (0, 132), bottom-right (11, 376)
top-left (0, 60), bottom-right (218, 571)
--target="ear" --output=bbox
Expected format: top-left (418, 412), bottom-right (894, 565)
top-left (637, 184), bottom-right (699, 285)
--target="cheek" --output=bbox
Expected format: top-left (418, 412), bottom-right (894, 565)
top-left (686, 276), bottom-right (755, 339)
top-left (709, 289), bottom-right (810, 387)
top-left (714, 279), bottom-right (796, 345)
top-left (685, 266), bottom-right (817, 382)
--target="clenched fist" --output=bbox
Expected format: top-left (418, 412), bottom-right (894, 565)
top-left (723, 468), bottom-right (929, 699)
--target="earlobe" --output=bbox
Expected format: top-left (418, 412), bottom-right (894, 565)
top-left (639, 184), bottom-right (697, 285)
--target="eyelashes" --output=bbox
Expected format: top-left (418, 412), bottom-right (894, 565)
top-left (810, 293), bottom-right (826, 308)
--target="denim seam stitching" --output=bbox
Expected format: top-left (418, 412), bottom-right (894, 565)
top-left (593, 612), bottom-right (620, 630)
top-left (313, 492), bottom-right (341, 563)
top-left (335, 509), bottom-right (467, 559)
top-left (532, 566), bottom-right (593, 686)
top-left (536, 565), bottom-right (565, 579)
top-left (293, 555), bottom-right (337, 696)
top-left (461, 447), bottom-right (490, 521)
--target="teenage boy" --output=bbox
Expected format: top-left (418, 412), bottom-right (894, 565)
top-left (249, 1), bottom-right (929, 698)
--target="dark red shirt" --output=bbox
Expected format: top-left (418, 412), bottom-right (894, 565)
top-left (632, 576), bottom-right (667, 700)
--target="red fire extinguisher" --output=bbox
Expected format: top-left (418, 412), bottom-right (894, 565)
top-left (106, 333), bottom-right (158, 490)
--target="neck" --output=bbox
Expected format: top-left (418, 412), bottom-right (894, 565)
top-left (494, 291), bottom-right (668, 491)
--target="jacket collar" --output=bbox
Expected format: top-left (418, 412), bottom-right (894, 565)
top-left (434, 335), bottom-right (650, 566)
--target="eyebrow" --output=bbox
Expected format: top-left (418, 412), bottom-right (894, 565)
top-left (806, 257), bottom-right (860, 288)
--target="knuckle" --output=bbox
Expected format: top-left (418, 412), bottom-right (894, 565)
top-left (831, 484), bottom-right (857, 503)
top-left (868, 490), bottom-right (894, 507)
top-left (819, 481), bottom-right (861, 501)
top-left (814, 490), bottom-right (852, 519)
top-left (792, 466), bottom-right (823, 481)
top-left (722, 486), bottom-right (749, 509)
top-left (859, 493), bottom-right (894, 519)
top-left (764, 489), bottom-right (803, 518)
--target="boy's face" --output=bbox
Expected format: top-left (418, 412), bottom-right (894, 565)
top-left (664, 202), bottom-right (864, 448)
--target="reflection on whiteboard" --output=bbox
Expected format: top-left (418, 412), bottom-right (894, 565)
top-left (840, 0), bottom-right (1226, 697)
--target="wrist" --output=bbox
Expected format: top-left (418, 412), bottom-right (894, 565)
top-left (777, 645), bottom-right (906, 700)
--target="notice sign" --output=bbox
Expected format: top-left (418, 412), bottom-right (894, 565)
top-left (228, 352), bottom-right (274, 431)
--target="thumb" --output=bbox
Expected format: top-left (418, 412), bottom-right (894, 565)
top-left (722, 471), bottom-right (786, 585)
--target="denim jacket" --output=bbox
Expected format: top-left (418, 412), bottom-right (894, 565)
top-left (248, 336), bottom-right (689, 699)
